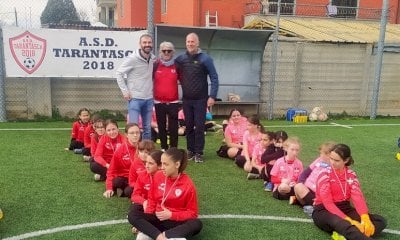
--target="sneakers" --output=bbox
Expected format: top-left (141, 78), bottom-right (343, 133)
top-left (303, 205), bottom-right (314, 218)
top-left (94, 174), bottom-right (102, 181)
top-left (83, 155), bottom-right (91, 162)
top-left (136, 232), bottom-right (152, 240)
top-left (264, 182), bottom-right (273, 191)
top-left (331, 231), bottom-right (346, 240)
top-left (289, 196), bottom-right (297, 205)
top-left (187, 151), bottom-right (195, 161)
top-left (131, 226), bottom-right (138, 234)
top-left (194, 154), bottom-right (204, 163)
top-left (246, 173), bottom-right (260, 180)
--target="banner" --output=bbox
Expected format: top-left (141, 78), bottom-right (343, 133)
top-left (3, 27), bottom-right (147, 78)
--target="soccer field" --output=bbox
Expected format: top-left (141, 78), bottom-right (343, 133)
top-left (0, 119), bottom-right (399, 240)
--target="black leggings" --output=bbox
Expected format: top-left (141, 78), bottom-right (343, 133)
top-left (128, 204), bottom-right (202, 239)
top-left (89, 160), bottom-right (107, 180)
top-left (312, 201), bottom-right (386, 240)
top-left (112, 176), bottom-right (132, 197)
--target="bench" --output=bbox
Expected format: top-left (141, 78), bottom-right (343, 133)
top-left (210, 101), bottom-right (263, 116)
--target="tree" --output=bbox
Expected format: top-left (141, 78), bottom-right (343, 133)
top-left (40, 0), bottom-right (80, 25)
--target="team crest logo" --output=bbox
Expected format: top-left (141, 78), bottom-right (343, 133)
top-left (9, 31), bottom-right (46, 74)
top-left (175, 189), bottom-right (182, 197)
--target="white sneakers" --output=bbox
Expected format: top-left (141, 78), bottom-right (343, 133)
top-left (135, 233), bottom-right (186, 240)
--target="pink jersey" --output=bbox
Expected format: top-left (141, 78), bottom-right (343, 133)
top-left (241, 130), bottom-right (262, 157)
top-left (314, 167), bottom-right (368, 219)
top-left (270, 156), bottom-right (303, 185)
top-left (252, 142), bottom-right (266, 167)
top-left (304, 157), bottom-right (330, 192)
top-left (224, 117), bottom-right (247, 144)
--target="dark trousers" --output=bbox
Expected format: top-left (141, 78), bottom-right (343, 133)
top-left (154, 103), bottom-right (179, 149)
top-left (113, 176), bottom-right (132, 198)
top-left (82, 147), bottom-right (91, 156)
top-left (312, 201), bottom-right (387, 240)
top-left (235, 155), bottom-right (246, 168)
top-left (89, 160), bottom-right (107, 180)
top-left (128, 204), bottom-right (202, 239)
top-left (272, 186), bottom-right (295, 200)
top-left (69, 139), bottom-right (84, 150)
top-left (260, 164), bottom-right (274, 182)
top-left (182, 98), bottom-right (207, 155)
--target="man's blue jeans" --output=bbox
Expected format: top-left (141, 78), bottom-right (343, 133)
top-left (128, 98), bottom-right (154, 140)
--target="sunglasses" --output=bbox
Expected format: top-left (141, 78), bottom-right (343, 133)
top-left (161, 49), bottom-right (173, 53)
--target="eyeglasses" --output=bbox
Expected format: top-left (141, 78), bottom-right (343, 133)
top-left (161, 49), bottom-right (173, 53)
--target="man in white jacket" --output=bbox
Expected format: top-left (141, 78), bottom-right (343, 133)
top-left (116, 33), bottom-right (156, 140)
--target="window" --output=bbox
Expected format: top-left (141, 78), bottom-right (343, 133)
top-left (161, 0), bottom-right (167, 14)
top-left (108, 9), bottom-right (114, 26)
top-left (331, 0), bottom-right (357, 18)
top-left (268, 0), bottom-right (295, 15)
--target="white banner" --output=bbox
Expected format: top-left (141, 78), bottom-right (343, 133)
top-left (2, 27), bottom-right (147, 78)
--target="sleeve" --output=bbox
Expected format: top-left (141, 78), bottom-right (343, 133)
top-left (144, 178), bottom-right (157, 214)
top-left (94, 137), bottom-right (108, 167)
top-left (131, 175), bottom-right (146, 204)
top-left (128, 160), bottom-right (139, 187)
top-left (90, 135), bottom-right (98, 156)
top-left (71, 121), bottom-right (78, 139)
top-left (106, 148), bottom-right (122, 190)
top-left (298, 167), bottom-right (312, 183)
top-left (116, 55), bottom-right (134, 97)
top-left (83, 126), bottom-right (92, 148)
top-left (170, 185), bottom-right (198, 221)
top-left (270, 162), bottom-right (281, 184)
top-left (261, 147), bottom-right (284, 163)
top-left (349, 173), bottom-right (369, 216)
top-left (316, 172), bottom-right (347, 219)
top-left (204, 55), bottom-right (219, 99)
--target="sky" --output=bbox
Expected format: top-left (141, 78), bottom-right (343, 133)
top-left (0, 0), bottom-right (97, 28)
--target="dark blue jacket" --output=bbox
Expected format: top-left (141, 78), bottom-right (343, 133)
top-left (175, 51), bottom-right (218, 100)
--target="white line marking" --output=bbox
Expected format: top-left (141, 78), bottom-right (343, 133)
top-left (2, 215), bottom-right (398, 240)
top-left (329, 122), bottom-right (353, 129)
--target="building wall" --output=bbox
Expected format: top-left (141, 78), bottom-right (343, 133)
top-left (117, 0), bottom-right (161, 28)
top-left (161, 0), bottom-right (197, 26)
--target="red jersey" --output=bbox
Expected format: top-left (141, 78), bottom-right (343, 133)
top-left (83, 124), bottom-right (95, 148)
top-left (70, 120), bottom-right (91, 142)
top-left (131, 170), bottom-right (156, 204)
top-left (94, 134), bottom-right (125, 167)
top-left (106, 142), bottom-right (137, 190)
top-left (145, 171), bottom-right (199, 221)
top-left (153, 60), bottom-right (179, 103)
top-left (128, 155), bottom-right (146, 187)
top-left (90, 134), bottom-right (103, 156)
top-left (314, 167), bottom-right (368, 219)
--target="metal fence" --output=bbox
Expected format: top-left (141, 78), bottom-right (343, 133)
top-left (0, 0), bottom-right (399, 120)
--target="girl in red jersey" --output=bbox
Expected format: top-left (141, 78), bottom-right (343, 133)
top-left (129, 148), bottom-right (202, 240)
top-left (91, 119), bottom-right (125, 181)
top-left (235, 115), bottom-right (264, 170)
top-left (89, 119), bottom-right (106, 160)
top-left (270, 137), bottom-right (303, 201)
top-left (312, 144), bottom-right (386, 240)
top-left (66, 108), bottom-right (91, 153)
top-left (129, 140), bottom-right (156, 189)
top-left (104, 123), bottom-right (141, 198)
top-left (82, 114), bottom-right (100, 161)
top-left (128, 150), bottom-right (163, 234)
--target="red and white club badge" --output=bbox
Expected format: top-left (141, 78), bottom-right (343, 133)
top-left (9, 31), bottom-right (47, 74)
top-left (175, 189), bottom-right (182, 197)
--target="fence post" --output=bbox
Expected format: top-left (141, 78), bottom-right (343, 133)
top-left (0, 29), bottom-right (7, 122)
top-left (370, 0), bottom-right (388, 119)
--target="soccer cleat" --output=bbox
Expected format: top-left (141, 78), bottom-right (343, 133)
top-left (83, 155), bottom-right (91, 162)
top-left (264, 182), bottom-right (273, 191)
top-left (194, 154), bottom-right (204, 163)
top-left (73, 148), bottom-right (83, 154)
top-left (289, 196), bottom-right (297, 205)
top-left (246, 173), bottom-right (260, 180)
top-left (303, 205), bottom-right (314, 218)
top-left (131, 226), bottom-right (138, 234)
top-left (136, 232), bottom-right (152, 240)
top-left (331, 231), bottom-right (346, 240)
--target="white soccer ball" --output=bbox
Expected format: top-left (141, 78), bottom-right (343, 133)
top-left (309, 112), bottom-right (318, 121)
top-left (23, 58), bottom-right (36, 69)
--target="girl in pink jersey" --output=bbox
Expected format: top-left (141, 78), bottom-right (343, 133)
top-left (91, 119), bottom-right (125, 181)
top-left (270, 137), bottom-right (303, 201)
top-left (235, 115), bottom-right (264, 171)
top-left (245, 131), bottom-right (275, 180)
top-left (66, 108), bottom-right (91, 153)
top-left (312, 144), bottom-right (386, 240)
top-left (294, 142), bottom-right (336, 214)
top-left (129, 148), bottom-right (202, 240)
top-left (128, 150), bottom-right (163, 234)
top-left (103, 123), bottom-right (141, 198)
top-left (217, 109), bottom-right (248, 159)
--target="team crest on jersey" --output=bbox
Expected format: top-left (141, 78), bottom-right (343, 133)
top-left (175, 189), bottom-right (182, 197)
top-left (122, 154), bottom-right (130, 161)
top-left (159, 183), bottom-right (166, 191)
top-left (144, 183), bottom-right (151, 191)
top-left (9, 31), bottom-right (46, 74)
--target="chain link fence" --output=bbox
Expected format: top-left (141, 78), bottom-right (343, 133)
top-left (1, 0), bottom-right (399, 120)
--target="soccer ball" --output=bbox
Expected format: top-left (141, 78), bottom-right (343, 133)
top-left (23, 58), bottom-right (36, 69)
